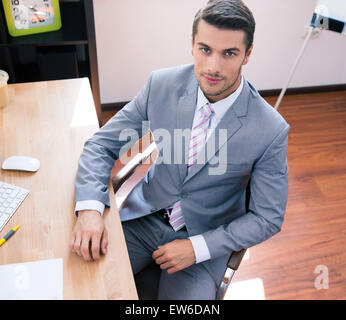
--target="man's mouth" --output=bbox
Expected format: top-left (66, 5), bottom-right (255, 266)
top-left (203, 74), bottom-right (223, 85)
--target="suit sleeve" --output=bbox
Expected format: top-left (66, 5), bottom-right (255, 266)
top-left (202, 124), bottom-right (290, 259)
top-left (74, 73), bottom-right (153, 208)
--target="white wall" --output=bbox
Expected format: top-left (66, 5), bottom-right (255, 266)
top-left (93, 0), bottom-right (346, 104)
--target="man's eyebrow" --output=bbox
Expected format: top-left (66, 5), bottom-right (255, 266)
top-left (197, 42), bottom-right (210, 48)
top-left (224, 47), bottom-right (241, 52)
top-left (197, 42), bottom-right (241, 52)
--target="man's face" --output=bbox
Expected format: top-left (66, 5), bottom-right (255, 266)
top-left (192, 19), bottom-right (253, 102)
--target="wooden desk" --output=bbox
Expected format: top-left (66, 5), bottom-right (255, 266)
top-left (0, 78), bottom-right (138, 299)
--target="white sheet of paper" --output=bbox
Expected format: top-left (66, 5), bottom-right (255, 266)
top-left (0, 258), bottom-right (63, 300)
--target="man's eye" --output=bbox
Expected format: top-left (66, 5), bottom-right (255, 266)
top-left (201, 47), bottom-right (210, 54)
top-left (225, 51), bottom-right (236, 56)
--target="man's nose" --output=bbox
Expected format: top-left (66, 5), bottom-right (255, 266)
top-left (207, 54), bottom-right (222, 76)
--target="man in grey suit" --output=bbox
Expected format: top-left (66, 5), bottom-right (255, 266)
top-left (70, 0), bottom-right (290, 299)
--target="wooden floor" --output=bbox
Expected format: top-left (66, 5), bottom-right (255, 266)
top-left (101, 89), bottom-right (346, 300)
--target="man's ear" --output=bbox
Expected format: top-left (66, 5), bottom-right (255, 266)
top-left (243, 44), bottom-right (253, 65)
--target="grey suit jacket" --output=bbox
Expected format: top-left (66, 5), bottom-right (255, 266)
top-left (75, 64), bottom-right (290, 284)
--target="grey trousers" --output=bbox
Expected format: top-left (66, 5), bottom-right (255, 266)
top-left (122, 211), bottom-right (217, 300)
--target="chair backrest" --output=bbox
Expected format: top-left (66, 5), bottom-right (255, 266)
top-left (112, 141), bottom-right (156, 193)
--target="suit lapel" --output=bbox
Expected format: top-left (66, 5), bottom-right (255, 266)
top-left (183, 80), bottom-right (251, 184)
top-left (175, 78), bottom-right (198, 183)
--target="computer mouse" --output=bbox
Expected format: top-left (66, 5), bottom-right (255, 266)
top-left (1, 156), bottom-right (40, 172)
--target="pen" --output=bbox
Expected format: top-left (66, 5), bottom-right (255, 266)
top-left (0, 225), bottom-right (20, 247)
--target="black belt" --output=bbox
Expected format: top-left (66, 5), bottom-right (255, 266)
top-left (155, 208), bottom-right (187, 231)
top-left (156, 208), bottom-right (170, 223)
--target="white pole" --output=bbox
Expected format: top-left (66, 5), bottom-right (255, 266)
top-left (274, 26), bottom-right (316, 110)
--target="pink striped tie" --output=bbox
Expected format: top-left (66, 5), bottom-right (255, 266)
top-left (167, 103), bottom-right (214, 231)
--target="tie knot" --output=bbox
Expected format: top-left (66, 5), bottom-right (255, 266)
top-left (202, 103), bottom-right (214, 118)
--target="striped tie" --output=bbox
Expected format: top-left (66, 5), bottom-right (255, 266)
top-left (167, 103), bottom-right (214, 231)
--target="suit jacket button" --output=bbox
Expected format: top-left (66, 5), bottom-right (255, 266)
top-left (181, 192), bottom-right (188, 199)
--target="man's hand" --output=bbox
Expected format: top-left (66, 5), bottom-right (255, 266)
top-left (69, 210), bottom-right (108, 261)
top-left (152, 239), bottom-right (196, 274)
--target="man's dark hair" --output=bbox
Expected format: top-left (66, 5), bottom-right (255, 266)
top-left (192, 0), bottom-right (256, 52)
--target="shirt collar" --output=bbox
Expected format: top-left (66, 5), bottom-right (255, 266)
top-left (197, 75), bottom-right (244, 120)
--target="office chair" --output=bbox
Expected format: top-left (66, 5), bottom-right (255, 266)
top-left (112, 141), bottom-right (248, 300)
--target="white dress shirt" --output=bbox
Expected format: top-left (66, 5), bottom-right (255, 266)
top-left (75, 75), bottom-right (244, 264)
top-left (188, 75), bottom-right (244, 263)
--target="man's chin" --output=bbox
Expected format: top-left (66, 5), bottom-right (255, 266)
top-left (200, 87), bottom-right (224, 98)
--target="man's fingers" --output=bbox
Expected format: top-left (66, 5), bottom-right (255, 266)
top-left (159, 260), bottom-right (174, 270)
top-left (91, 231), bottom-right (102, 260)
top-left (152, 239), bottom-right (195, 273)
top-left (101, 228), bottom-right (108, 255)
top-left (159, 260), bottom-right (180, 274)
top-left (69, 233), bottom-right (76, 252)
top-left (72, 233), bottom-right (82, 257)
top-left (71, 230), bottom-right (106, 261)
top-left (154, 254), bottom-right (169, 265)
top-left (70, 210), bottom-right (108, 261)
top-left (167, 267), bottom-right (179, 275)
top-left (81, 232), bottom-right (92, 261)
top-left (152, 246), bottom-right (164, 260)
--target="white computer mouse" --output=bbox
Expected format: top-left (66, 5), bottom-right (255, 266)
top-left (1, 156), bottom-right (40, 172)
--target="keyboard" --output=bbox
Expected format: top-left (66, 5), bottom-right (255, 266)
top-left (0, 181), bottom-right (29, 232)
